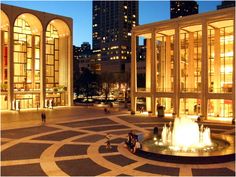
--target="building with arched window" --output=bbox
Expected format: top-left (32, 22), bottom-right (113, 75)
top-left (131, 7), bottom-right (235, 122)
top-left (0, 4), bottom-right (73, 110)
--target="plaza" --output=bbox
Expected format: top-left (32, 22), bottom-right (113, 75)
top-left (1, 107), bottom-right (235, 176)
top-left (0, 1), bottom-right (235, 176)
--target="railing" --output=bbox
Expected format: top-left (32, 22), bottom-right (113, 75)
top-left (156, 88), bottom-right (173, 92)
top-left (137, 88), bottom-right (151, 92)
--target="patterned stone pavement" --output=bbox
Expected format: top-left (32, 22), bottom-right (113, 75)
top-left (1, 109), bottom-right (235, 176)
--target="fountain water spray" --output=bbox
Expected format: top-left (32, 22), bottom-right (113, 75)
top-left (161, 117), bottom-right (212, 151)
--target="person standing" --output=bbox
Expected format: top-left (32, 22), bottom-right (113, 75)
top-left (153, 127), bottom-right (159, 137)
top-left (41, 112), bottom-right (44, 124)
top-left (133, 139), bottom-right (141, 153)
top-left (51, 98), bottom-right (54, 109)
top-left (106, 133), bottom-right (111, 149)
top-left (41, 112), bottom-right (46, 125)
top-left (43, 112), bottom-right (46, 124)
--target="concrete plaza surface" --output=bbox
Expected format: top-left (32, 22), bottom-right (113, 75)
top-left (1, 106), bottom-right (235, 176)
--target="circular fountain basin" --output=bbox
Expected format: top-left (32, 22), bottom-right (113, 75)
top-left (137, 133), bottom-right (235, 164)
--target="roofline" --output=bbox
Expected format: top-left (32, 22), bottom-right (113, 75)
top-left (1, 3), bottom-right (73, 21)
top-left (132, 7), bottom-right (235, 32)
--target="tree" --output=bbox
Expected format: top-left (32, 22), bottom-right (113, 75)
top-left (76, 68), bottom-right (99, 101)
top-left (112, 72), bottom-right (130, 108)
top-left (73, 55), bottom-right (81, 96)
top-left (99, 72), bottom-right (115, 103)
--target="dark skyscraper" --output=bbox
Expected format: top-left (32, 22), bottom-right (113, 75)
top-left (78, 42), bottom-right (92, 58)
top-left (217, 0), bottom-right (235, 10)
top-left (170, 0), bottom-right (198, 19)
top-left (92, 1), bottom-right (139, 73)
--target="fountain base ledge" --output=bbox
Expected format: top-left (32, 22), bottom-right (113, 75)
top-left (136, 133), bottom-right (235, 164)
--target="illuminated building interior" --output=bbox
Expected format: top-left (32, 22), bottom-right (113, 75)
top-left (1, 4), bottom-right (72, 110)
top-left (131, 8), bottom-right (235, 121)
top-left (0, 10), bottom-right (9, 110)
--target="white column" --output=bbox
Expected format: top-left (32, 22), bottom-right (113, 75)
top-left (151, 30), bottom-right (156, 115)
top-left (0, 31), bottom-right (3, 87)
top-left (214, 28), bottom-right (221, 93)
top-left (165, 36), bottom-right (171, 91)
top-left (146, 38), bottom-right (151, 111)
top-left (174, 25), bottom-right (180, 116)
top-left (233, 18), bottom-right (235, 120)
top-left (68, 34), bottom-right (73, 106)
top-left (8, 22), bottom-right (14, 110)
top-left (146, 38), bottom-right (151, 92)
top-left (188, 32), bottom-right (195, 91)
top-left (40, 28), bottom-right (46, 108)
top-left (201, 20), bottom-right (208, 118)
top-left (131, 32), bottom-right (137, 113)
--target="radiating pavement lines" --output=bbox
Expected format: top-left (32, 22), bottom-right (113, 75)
top-left (108, 114), bottom-right (150, 134)
top-left (1, 129), bottom-right (65, 151)
top-left (98, 161), bottom-right (153, 176)
top-left (47, 123), bottom-right (131, 138)
top-left (1, 114), bottom-right (235, 176)
top-left (39, 123), bottom-right (127, 176)
top-left (87, 138), bottom-right (158, 176)
top-left (1, 158), bottom-right (41, 167)
top-left (39, 132), bottom-right (95, 176)
top-left (1, 152), bottom-right (122, 168)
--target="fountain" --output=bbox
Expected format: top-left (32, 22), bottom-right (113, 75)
top-left (161, 117), bottom-right (212, 151)
top-left (137, 117), bottom-right (235, 164)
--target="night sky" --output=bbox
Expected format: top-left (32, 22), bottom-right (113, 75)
top-left (2, 0), bottom-right (222, 46)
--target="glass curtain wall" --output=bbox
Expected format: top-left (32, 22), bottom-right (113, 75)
top-left (156, 30), bottom-right (174, 92)
top-left (156, 97), bottom-right (173, 114)
top-left (136, 97), bottom-right (146, 112)
top-left (46, 23), bottom-right (67, 107)
top-left (46, 24), bottom-right (59, 89)
top-left (208, 99), bottom-right (233, 118)
top-left (13, 18), bottom-right (41, 109)
top-left (136, 33), bottom-right (151, 92)
top-left (208, 20), bottom-right (233, 93)
top-left (180, 98), bottom-right (201, 116)
top-left (0, 13), bottom-right (9, 110)
top-left (207, 20), bottom-right (234, 119)
top-left (180, 25), bottom-right (202, 92)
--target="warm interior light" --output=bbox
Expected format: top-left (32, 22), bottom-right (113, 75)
top-left (220, 66), bottom-right (233, 73)
top-left (162, 117), bottom-right (212, 151)
top-left (141, 111), bottom-right (149, 115)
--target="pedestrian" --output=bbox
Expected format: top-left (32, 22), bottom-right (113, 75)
top-left (41, 112), bottom-right (46, 125)
top-left (41, 112), bottom-right (44, 124)
top-left (153, 126), bottom-right (158, 137)
top-left (104, 108), bottom-right (107, 113)
top-left (133, 139), bottom-right (141, 153)
top-left (37, 103), bottom-right (39, 111)
top-left (130, 136), bottom-right (136, 152)
top-left (43, 112), bottom-right (46, 123)
top-left (51, 99), bottom-right (54, 109)
top-left (125, 130), bottom-right (133, 149)
top-left (141, 106), bottom-right (144, 113)
top-left (18, 101), bottom-right (21, 112)
top-left (106, 133), bottom-right (111, 149)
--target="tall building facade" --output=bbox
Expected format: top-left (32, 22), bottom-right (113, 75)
top-left (92, 1), bottom-right (138, 73)
top-left (78, 42), bottom-right (92, 59)
top-left (1, 4), bottom-right (73, 110)
top-left (131, 7), bottom-right (235, 122)
top-left (217, 0), bottom-right (235, 10)
top-left (170, 0), bottom-right (198, 19)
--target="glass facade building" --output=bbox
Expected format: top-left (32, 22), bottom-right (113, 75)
top-left (1, 4), bottom-right (73, 110)
top-left (131, 8), bottom-right (235, 121)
